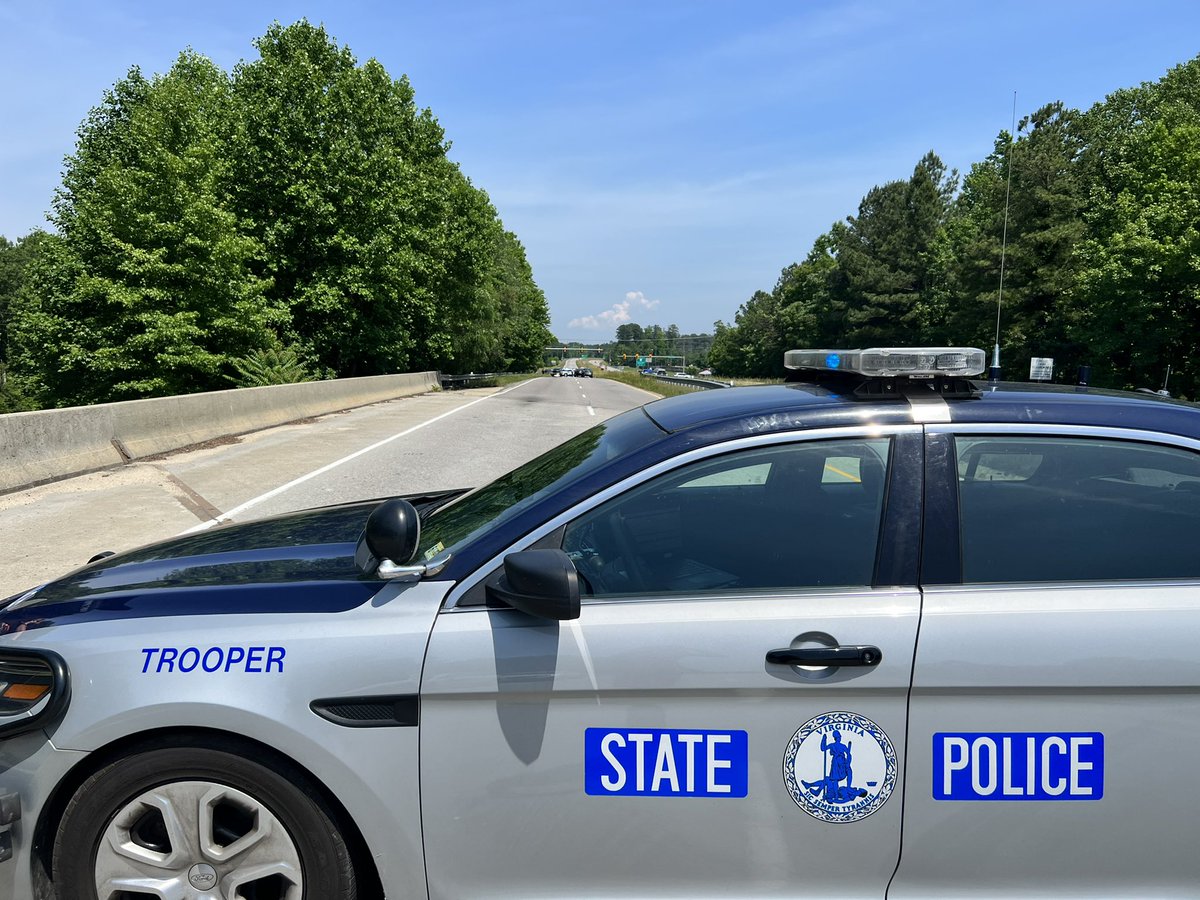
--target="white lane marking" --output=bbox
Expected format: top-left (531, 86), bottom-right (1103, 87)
top-left (587, 406), bottom-right (595, 416)
top-left (180, 380), bottom-right (534, 533)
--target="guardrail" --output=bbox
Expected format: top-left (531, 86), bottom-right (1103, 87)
top-left (651, 374), bottom-right (733, 390)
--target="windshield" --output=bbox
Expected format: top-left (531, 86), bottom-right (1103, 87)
top-left (416, 408), bottom-right (663, 561)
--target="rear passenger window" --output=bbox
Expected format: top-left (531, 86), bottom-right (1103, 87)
top-left (957, 437), bottom-right (1200, 583)
top-left (562, 438), bottom-right (891, 597)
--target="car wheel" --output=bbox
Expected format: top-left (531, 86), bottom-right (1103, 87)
top-left (53, 743), bottom-right (356, 900)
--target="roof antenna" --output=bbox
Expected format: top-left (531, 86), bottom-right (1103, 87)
top-left (990, 91), bottom-right (1017, 383)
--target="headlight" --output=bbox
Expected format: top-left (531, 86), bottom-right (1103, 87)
top-left (0, 650), bottom-right (69, 739)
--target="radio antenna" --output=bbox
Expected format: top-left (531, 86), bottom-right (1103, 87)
top-left (990, 91), bottom-right (1017, 382)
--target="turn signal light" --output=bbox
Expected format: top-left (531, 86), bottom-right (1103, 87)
top-left (2, 683), bottom-right (49, 702)
top-left (0, 651), bottom-right (68, 737)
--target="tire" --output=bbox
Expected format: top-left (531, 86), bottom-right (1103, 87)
top-left (53, 742), bottom-right (356, 900)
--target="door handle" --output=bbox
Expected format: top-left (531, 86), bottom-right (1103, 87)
top-left (766, 645), bottom-right (882, 667)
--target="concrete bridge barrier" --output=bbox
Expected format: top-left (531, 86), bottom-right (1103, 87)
top-left (0, 371), bottom-right (439, 494)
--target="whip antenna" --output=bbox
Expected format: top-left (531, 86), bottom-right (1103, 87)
top-left (990, 91), bottom-right (1017, 382)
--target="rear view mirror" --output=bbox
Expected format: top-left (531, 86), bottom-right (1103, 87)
top-left (487, 549), bottom-right (581, 620)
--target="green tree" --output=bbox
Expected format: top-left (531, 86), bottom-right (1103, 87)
top-left (710, 290), bottom-right (785, 378)
top-left (492, 230), bottom-right (555, 371)
top-left (10, 22), bottom-right (550, 406)
top-left (0, 232), bottom-right (49, 411)
top-left (713, 55), bottom-right (1200, 394)
top-left (0, 234), bottom-right (39, 371)
top-left (830, 152), bottom-right (957, 346)
top-left (231, 23), bottom-right (424, 376)
top-left (22, 54), bottom-right (276, 406)
top-left (1072, 59), bottom-right (1200, 396)
top-left (946, 102), bottom-right (1087, 379)
top-left (229, 21), bottom-right (547, 378)
top-left (707, 319), bottom-right (739, 376)
top-left (615, 323), bottom-right (645, 343)
top-left (774, 230), bottom-right (839, 348)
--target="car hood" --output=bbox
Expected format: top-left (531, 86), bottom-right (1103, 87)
top-left (0, 493), bottom-right (462, 633)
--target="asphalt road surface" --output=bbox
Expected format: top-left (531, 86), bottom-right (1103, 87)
top-left (0, 375), bottom-right (658, 595)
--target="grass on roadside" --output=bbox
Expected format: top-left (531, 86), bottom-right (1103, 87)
top-left (525, 368), bottom-right (774, 397)
top-left (495, 373), bottom-right (537, 386)
top-left (595, 369), bottom-right (700, 398)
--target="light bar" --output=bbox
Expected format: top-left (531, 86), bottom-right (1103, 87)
top-left (784, 347), bottom-right (987, 378)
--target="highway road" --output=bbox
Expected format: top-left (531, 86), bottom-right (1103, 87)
top-left (0, 375), bottom-right (658, 595)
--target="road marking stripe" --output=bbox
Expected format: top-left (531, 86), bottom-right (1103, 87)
top-left (180, 380), bottom-right (533, 533)
top-left (587, 406), bottom-right (595, 416)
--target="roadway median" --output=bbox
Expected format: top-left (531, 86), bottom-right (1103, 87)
top-left (0, 371), bottom-right (440, 494)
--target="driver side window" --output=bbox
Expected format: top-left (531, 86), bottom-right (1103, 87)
top-left (562, 437), bottom-right (891, 597)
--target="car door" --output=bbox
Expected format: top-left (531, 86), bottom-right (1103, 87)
top-left (420, 426), bottom-right (922, 899)
top-left (893, 425), bottom-right (1200, 898)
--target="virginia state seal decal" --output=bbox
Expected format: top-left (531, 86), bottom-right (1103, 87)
top-left (784, 710), bottom-right (897, 823)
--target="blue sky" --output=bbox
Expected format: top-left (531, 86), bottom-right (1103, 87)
top-left (2, 1), bottom-right (1198, 340)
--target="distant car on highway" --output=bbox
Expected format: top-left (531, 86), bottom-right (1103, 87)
top-left (699, 368), bottom-right (713, 376)
top-left (5, 345), bottom-right (1200, 898)
top-left (561, 367), bottom-right (577, 377)
top-left (578, 367), bottom-right (593, 378)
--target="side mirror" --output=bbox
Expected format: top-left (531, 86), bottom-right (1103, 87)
top-left (364, 499), bottom-right (421, 565)
top-left (486, 549), bottom-right (580, 620)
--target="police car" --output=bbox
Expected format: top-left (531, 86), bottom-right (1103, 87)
top-left (2, 346), bottom-right (1199, 899)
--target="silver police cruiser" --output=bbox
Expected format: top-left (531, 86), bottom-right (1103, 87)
top-left (2, 346), bottom-right (1199, 899)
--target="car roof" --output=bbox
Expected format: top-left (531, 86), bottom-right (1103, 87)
top-left (641, 380), bottom-right (1200, 441)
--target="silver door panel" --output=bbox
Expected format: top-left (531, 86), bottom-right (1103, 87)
top-left (423, 589), bottom-right (918, 899)
top-left (892, 577), bottom-right (1200, 896)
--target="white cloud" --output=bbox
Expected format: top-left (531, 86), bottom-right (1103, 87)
top-left (569, 290), bottom-right (659, 330)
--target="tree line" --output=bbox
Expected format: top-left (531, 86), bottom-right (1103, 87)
top-left (549, 326), bottom-right (715, 371)
top-left (609, 323), bottom-right (713, 369)
top-left (709, 56), bottom-right (1200, 398)
top-left (0, 21), bottom-right (553, 412)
